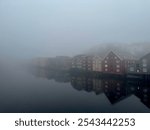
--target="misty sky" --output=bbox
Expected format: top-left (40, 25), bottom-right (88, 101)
top-left (0, 0), bottom-right (150, 59)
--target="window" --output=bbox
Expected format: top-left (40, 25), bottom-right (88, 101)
top-left (105, 85), bottom-right (108, 88)
top-left (116, 69), bottom-right (120, 72)
top-left (117, 83), bottom-right (120, 86)
top-left (116, 65), bottom-right (120, 68)
top-left (105, 64), bottom-right (108, 67)
top-left (143, 63), bottom-right (147, 67)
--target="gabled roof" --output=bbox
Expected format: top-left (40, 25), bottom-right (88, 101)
top-left (140, 52), bottom-right (150, 60)
top-left (102, 51), bottom-right (122, 60)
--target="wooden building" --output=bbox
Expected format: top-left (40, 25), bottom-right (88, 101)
top-left (102, 51), bottom-right (124, 74)
top-left (103, 79), bottom-right (127, 104)
top-left (123, 59), bottom-right (140, 74)
top-left (139, 53), bottom-right (150, 74)
top-left (55, 56), bottom-right (72, 70)
top-left (72, 55), bottom-right (102, 72)
top-left (93, 79), bottom-right (103, 95)
top-left (71, 51), bottom-right (150, 75)
top-left (86, 56), bottom-right (93, 71)
top-left (92, 56), bottom-right (102, 72)
top-left (71, 55), bottom-right (87, 70)
top-left (71, 76), bottom-right (86, 91)
top-left (71, 76), bottom-right (93, 92)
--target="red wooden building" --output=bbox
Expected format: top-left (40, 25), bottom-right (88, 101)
top-left (102, 51), bottom-right (124, 74)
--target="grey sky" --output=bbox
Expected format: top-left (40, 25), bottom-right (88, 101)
top-left (0, 0), bottom-right (150, 59)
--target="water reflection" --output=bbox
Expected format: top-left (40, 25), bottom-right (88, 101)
top-left (71, 75), bottom-right (150, 108)
top-left (32, 67), bottom-right (70, 83)
top-left (31, 67), bottom-right (150, 109)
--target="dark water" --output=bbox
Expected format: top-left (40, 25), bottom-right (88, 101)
top-left (0, 62), bottom-right (150, 113)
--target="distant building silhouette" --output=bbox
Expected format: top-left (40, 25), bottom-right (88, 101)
top-left (71, 51), bottom-right (150, 75)
top-left (32, 51), bottom-right (150, 75)
top-left (92, 56), bottom-right (102, 72)
top-left (71, 55), bottom-right (87, 70)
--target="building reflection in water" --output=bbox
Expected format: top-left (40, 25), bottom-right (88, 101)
top-left (102, 79), bottom-right (127, 104)
top-left (31, 67), bottom-right (70, 83)
top-left (31, 67), bottom-right (150, 109)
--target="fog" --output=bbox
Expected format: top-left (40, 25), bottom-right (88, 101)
top-left (0, 0), bottom-right (150, 78)
top-left (0, 0), bottom-right (150, 62)
top-left (1, 0), bottom-right (150, 112)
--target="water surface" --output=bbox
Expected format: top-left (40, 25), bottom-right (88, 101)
top-left (0, 62), bottom-right (150, 113)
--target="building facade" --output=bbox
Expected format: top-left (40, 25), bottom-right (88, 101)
top-left (139, 53), bottom-right (150, 74)
top-left (102, 52), bottom-right (124, 74)
top-left (123, 59), bottom-right (140, 73)
top-left (103, 79), bottom-right (127, 104)
top-left (86, 56), bottom-right (93, 71)
top-left (55, 56), bottom-right (72, 70)
top-left (71, 55), bottom-right (87, 70)
top-left (92, 56), bottom-right (102, 72)
top-left (71, 52), bottom-right (150, 75)
top-left (71, 55), bottom-right (102, 72)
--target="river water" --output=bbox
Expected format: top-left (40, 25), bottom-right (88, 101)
top-left (0, 61), bottom-right (150, 113)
